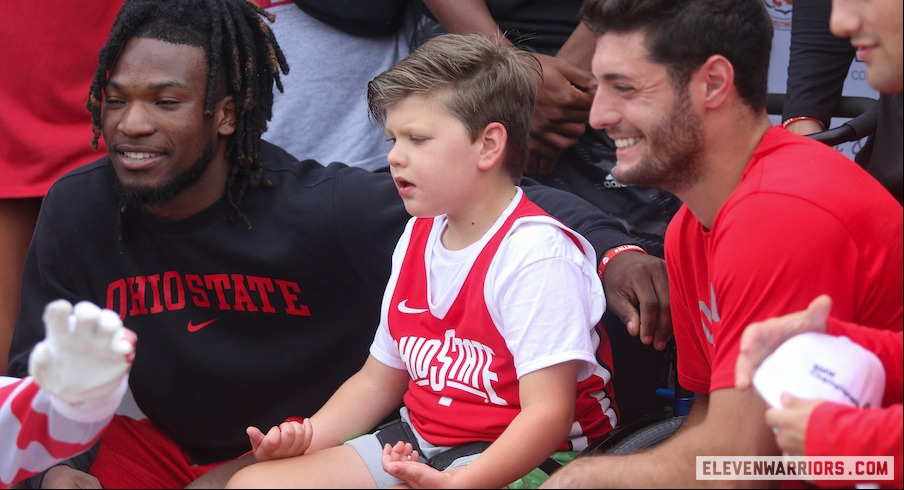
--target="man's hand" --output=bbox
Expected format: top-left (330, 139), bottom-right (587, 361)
top-left (246, 417), bottom-right (312, 462)
top-left (765, 393), bottom-right (824, 457)
top-left (28, 299), bottom-right (136, 422)
top-left (601, 251), bottom-right (672, 350)
top-left (39, 465), bottom-right (102, 489)
top-left (735, 295), bottom-right (832, 389)
top-left (525, 54), bottom-right (596, 175)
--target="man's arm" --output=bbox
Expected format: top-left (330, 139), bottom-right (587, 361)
top-left (782, 0), bottom-right (855, 133)
top-left (806, 403), bottom-right (903, 488)
top-left (0, 379), bottom-right (102, 488)
top-left (824, 323), bottom-right (902, 403)
top-left (542, 388), bottom-right (782, 488)
top-left (2, 300), bottom-right (133, 488)
top-left (419, 0), bottom-right (502, 40)
top-left (6, 236), bottom-right (104, 487)
top-left (7, 306), bottom-right (109, 487)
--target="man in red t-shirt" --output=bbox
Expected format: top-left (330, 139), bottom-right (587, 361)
top-left (542, 0), bottom-right (903, 487)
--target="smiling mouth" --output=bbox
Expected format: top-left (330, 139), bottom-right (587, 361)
top-left (122, 151), bottom-right (160, 160)
top-left (115, 150), bottom-right (166, 171)
top-left (613, 136), bottom-right (642, 149)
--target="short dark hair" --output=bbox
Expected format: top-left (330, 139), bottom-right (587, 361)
top-left (581, 0), bottom-right (772, 111)
top-left (367, 33), bottom-right (540, 181)
top-left (88, 0), bottom-right (289, 228)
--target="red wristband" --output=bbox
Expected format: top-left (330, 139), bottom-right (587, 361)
top-left (782, 116), bottom-right (825, 131)
top-left (598, 244), bottom-right (647, 281)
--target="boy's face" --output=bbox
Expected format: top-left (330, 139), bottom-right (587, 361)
top-left (830, 0), bottom-right (903, 93)
top-left (384, 94), bottom-right (483, 218)
top-left (102, 36), bottom-right (235, 217)
top-left (588, 31), bottom-right (705, 194)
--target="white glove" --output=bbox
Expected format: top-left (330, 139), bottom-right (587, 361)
top-left (28, 299), bottom-right (136, 422)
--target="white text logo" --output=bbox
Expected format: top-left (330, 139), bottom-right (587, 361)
top-left (397, 329), bottom-right (506, 405)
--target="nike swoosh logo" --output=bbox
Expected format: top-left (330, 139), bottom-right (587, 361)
top-left (187, 319), bottom-right (217, 333)
top-left (397, 299), bottom-right (428, 315)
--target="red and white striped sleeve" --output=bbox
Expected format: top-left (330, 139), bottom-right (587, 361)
top-left (0, 376), bottom-right (114, 488)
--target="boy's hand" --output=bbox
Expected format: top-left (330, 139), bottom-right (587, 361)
top-left (383, 440), bottom-right (421, 466)
top-left (382, 441), bottom-right (453, 488)
top-left (28, 299), bottom-right (136, 419)
top-left (247, 417), bottom-right (313, 462)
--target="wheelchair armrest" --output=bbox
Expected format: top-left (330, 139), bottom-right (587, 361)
top-left (809, 102), bottom-right (879, 146)
top-left (768, 93), bottom-right (879, 147)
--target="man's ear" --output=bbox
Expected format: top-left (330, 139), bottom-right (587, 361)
top-left (477, 122), bottom-right (507, 172)
top-left (696, 54), bottom-right (734, 110)
top-left (216, 95), bottom-right (236, 136)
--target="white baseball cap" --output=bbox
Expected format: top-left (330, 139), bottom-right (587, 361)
top-left (753, 332), bottom-right (886, 409)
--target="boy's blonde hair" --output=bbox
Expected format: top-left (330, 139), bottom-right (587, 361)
top-left (367, 33), bottom-right (540, 181)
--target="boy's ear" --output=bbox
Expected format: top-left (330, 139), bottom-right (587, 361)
top-left (477, 122), bottom-right (507, 171)
top-left (216, 95), bottom-right (236, 136)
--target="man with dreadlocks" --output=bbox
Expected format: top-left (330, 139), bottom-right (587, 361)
top-left (7, 0), bottom-right (671, 487)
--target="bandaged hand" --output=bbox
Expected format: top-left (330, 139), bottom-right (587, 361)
top-left (28, 299), bottom-right (136, 422)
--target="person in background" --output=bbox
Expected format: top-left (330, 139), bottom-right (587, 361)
top-left (781, 0), bottom-right (902, 204)
top-left (252, 0), bottom-right (414, 171)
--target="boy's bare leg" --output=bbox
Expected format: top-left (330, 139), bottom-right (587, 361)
top-left (226, 445), bottom-right (377, 489)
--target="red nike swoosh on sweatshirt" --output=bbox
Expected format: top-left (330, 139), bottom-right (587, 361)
top-left (187, 319), bottom-right (217, 333)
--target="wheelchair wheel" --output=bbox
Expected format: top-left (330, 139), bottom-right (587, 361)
top-left (602, 416), bottom-right (685, 455)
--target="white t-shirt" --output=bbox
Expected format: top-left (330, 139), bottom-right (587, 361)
top-left (371, 188), bottom-right (606, 381)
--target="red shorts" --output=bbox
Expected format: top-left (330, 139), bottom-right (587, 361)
top-left (90, 416), bottom-right (236, 488)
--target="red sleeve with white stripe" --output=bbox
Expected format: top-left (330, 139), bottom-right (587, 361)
top-left (0, 376), bottom-right (115, 488)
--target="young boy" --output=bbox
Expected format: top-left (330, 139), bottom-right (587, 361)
top-left (1, 300), bottom-right (135, 488)
top-left (226, 33), bottom-right (617, 489)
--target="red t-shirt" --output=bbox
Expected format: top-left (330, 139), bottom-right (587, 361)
top-left (667, 127), bottom-right (903, 395)
top-left (0, 2), bottom-right (119, 198)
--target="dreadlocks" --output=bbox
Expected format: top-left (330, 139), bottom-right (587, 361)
top-left (87, 0), bottom-right (289, 230)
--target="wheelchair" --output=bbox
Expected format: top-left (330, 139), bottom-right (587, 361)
top-left (580, 93), bottom-right (880, 457)
top-left (581, 310), bottom-right (691, 456)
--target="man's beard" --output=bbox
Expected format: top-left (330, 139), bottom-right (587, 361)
top-left (113, 139), bottom-right (215, 209)
top-left (615, 88), bottom-right (705, 194)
